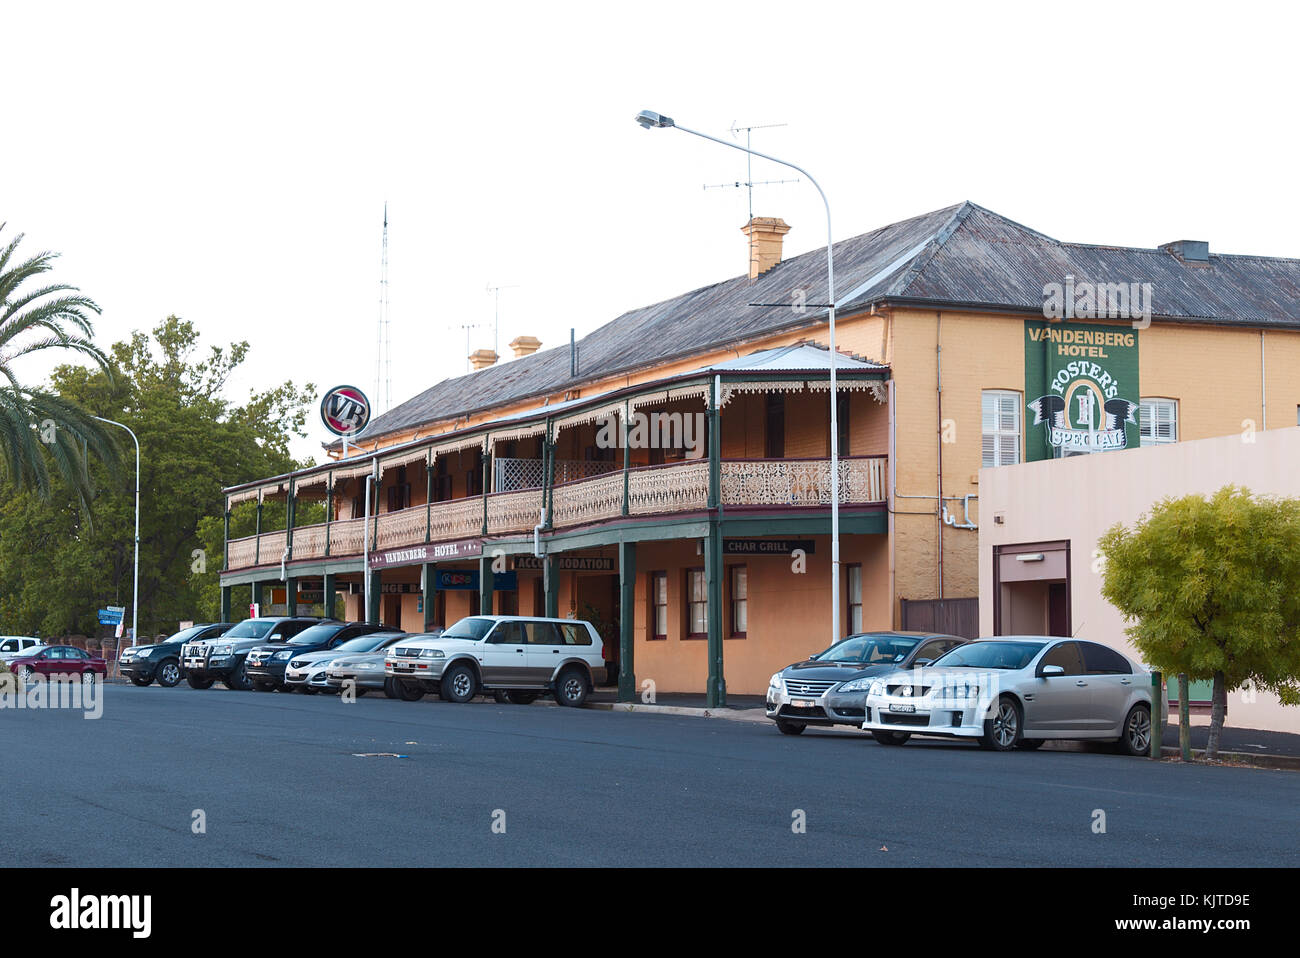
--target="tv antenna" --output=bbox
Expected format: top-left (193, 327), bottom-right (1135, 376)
top-left (703, 121), bottom-right (799, 221)
top-left (375, 202), bottom-right (392, 413)
top-left (485, 283), bottom-right (519, 358)
top-left (451, 320), bottom-right (485, 373)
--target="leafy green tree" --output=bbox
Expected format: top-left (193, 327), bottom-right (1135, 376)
top-left (0, 225), bottom-right (118, 508)
top-left (0, 316), bottom-right (315, 637)
top-left (1099, 485), bottom-right (1300, 760)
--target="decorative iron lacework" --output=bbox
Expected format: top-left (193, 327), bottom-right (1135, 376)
top-left (376, 507), bottom-right (428, 548)
top-left (488, 421), bottom-right (548, 444)
top-left (629, 384), bottom-right (710, 412)
top-left (227, 537), bottom-right (256, 569)
top-left (717, 380), bottom-right (805, 409)
top-left (227, 488), bottom-right (260, 507)
top-left (329, 517), bottom-right (367, 555)
top-left (428, 497), bottom-right (484, 542)
top-left (806, 380), bottom-right (888, 403)
top-left (486, 487), bottom-right (546, 534)
top-left (292, 524), bottom-right (327, 558)
top-left (720, 458), bottom-right (886, 506)
top-left (378, 448), bottom-right (429, 477)
top-left (553, 470), bottom-right (625, 526)
top-left (628, 461), bottom-right (709, 515)
top-left (554, 401), bottom-right (623, 431)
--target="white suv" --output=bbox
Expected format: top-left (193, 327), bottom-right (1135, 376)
top-left (385, 615), bottom-right (606, 707)
top-left (0, 637), bottom-right (44, 662)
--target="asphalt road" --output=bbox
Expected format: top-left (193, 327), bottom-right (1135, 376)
top-left (5, 685), bottom-right (1299, 867)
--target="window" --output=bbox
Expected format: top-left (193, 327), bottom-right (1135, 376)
top-left (386, 466), bottom-right (411, 511)
top-left (846, 564), bottom-right (863, 634)
top-left (982, 390), bottom-right (1021, 466)
top-left (685, 568), bottom-right (707, 638)
top-left (559, 623), bottom-right (592, 646)
top-left (649, 572), bottom-right (668, 640)
top-left (1081, 641), bottom-right (1132, 675)
top-left (1140, 398), bottom-right (1178, 445)
top-left (729, 565), bottom-right (747, 637)
top-left (1039, 641), bottom-right (1084, 676)
top-left (834, 393), bottom-right (850, 457)
top-left (522, 622), bottom-right (560, 645)
top-left (765, 394), bottom-right (785, 458)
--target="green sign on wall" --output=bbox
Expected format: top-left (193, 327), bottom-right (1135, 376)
top-left (1024, 321), bottom-right (1140, 461)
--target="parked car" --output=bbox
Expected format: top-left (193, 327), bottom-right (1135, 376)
top-left (120, 623), bottom-right (235, 687)
top-left (252, 623), bottom-right (402, 692)
top-left (0, 636), bottom-right (45, 663)
top-left (8, 645), bottom-right (107, 686)
top-left (313, 631), bottom-right (416, 694)
top-left (181, 617), bottom-right (327, 690)
top-left (860, 636), bottom-right (1169, 752)
top-left (384, 616), bottom-right (605, 706)
top-left (766, 631), bottom-right (967, 735)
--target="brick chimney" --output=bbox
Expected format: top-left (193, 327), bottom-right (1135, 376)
top-left (741, 217), bottom-right (791, 279)
top-left (509, 335), bottom-right (542, 358)
top-left (469, 349), bottom-right (498, 371)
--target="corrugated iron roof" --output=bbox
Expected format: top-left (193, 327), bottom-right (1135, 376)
top-left (355, 201), bottom-right (1300, 444)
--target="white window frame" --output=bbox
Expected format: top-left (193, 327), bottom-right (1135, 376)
top-left (982, 390), bottom-right (1022, 467)
top-left (1140, 398), bottom-right (1178, 446)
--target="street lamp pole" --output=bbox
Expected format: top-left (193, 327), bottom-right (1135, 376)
top-left (93, 416), bottom-right (140, 650)
top-left (635, 110), bottom-right (843, 644)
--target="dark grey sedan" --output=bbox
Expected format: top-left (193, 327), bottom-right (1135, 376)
top-left (766, 631), bottom-right (967, 735)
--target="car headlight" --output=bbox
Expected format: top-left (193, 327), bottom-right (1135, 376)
top-left (289, 660), bottom-right (306, 669)
top-left (273, 650), bottom-right (294, 660)
top-left (937, 683), bottom-right (979, 700)
top-left (837, 676), bottom-right (874, 693)
top-left (357, 661), bottom-right (382, 671)
top-left (768, 672), bottom-right (782, 690)
top-left (213, 645), bottom-right (232, 655)
top-left (419, 649), bottom-right (445, 659)
top-left (868, 681), bottom-right (886, 697)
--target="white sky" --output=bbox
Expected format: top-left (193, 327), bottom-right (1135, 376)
top-left (7, 1), bottom-right (1299, 465)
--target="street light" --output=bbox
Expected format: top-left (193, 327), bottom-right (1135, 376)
top-left (636, 109), bottom-right (843, 645)
top-left (93, 416), bottom-right (140, 651)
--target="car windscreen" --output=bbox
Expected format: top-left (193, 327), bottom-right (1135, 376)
top-left (287, 623), bottom-right (347, 645)
top-left (165, 626), bottom-right (209, 645)
top-left (933, 641), bottom-right (1045, 670)
top-left (333, 633), bottom-right (394, 653)
top-left (222, 619), bottom-right (279, 639)
top-left (439, 617), bottom-right (497, 641)
top-left (814, 634), bottom-right (920, 665)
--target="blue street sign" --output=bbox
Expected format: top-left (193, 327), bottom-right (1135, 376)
top-left (97, 608), bottom-right (124, 625)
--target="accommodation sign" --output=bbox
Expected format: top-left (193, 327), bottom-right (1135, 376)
top-left (513, 556), bottom-right (615, 572)
top-left (1024, 321), bottom-right (1140, 461)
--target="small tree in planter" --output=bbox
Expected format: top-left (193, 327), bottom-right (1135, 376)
top-left (1099, 485), bottom-right (1300, 760)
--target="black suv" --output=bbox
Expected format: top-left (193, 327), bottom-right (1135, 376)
top-left (244, 621), bottom-right (402, 692)
top-left (120, 623), bottom-right (234, 687)
top-left (181, 617), bottom-right (328, 690)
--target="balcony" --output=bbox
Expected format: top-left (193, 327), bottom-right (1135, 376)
top-left (224, 455), bottom-right (886, 571)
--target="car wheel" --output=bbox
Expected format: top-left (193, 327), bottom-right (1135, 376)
top-left (1017, 739), bottom-right (1045, 750)
top-left (82, 671), bottom-right (97, 688)
top-left (1119, 703), bottom-right (1152, 756)
top-left (871, 730), bottom-right (910, 745)
top-left (19, 666), bottom-right (35, 683)
top-left (440, 663), bottom-right (478, 703)
top-left (554, 667), bottom-right (589, 707)
top-left (775, 719), bottom-right (806, 735)
top-left (396, 680), bottom-right (425, 702)
top-left (383, 677), bottom-right (399, 699)
top-left (224, 660), bottom-right (254, 691)
top-left (979, 696), bottom-right (1022, 751)
top-left (156, 659), bottom-right (182, 688)
top-left (187, 674), bottom-right (214, 690)
top-left (130, 675), bottom-right (153, 687)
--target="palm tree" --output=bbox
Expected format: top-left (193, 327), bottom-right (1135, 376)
top-left (0, 224), bottom-right (118, 508)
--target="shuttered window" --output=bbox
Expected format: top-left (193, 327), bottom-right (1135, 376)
top-left (1140, 398), bottom-right (1178, 445)
top-left (982, 390), bottom-right (1022, 467)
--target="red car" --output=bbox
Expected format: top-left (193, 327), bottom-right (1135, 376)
top-left (8, 646), bottom-right (107, 686)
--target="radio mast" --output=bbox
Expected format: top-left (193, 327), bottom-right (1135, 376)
top-left (375, 203), bottom-right (392, 412)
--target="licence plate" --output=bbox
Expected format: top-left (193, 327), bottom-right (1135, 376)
top-left (889, 703), bottom-right (916, 713)
top-left (790, 699), bottom-right (815, 708)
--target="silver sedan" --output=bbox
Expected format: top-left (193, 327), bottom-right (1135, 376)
top-left (861, 636), bottom-right (1168, 753)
